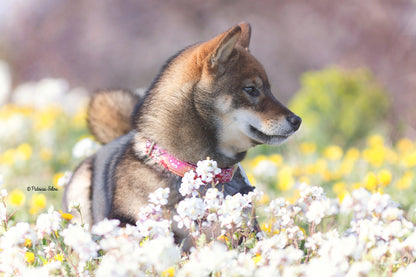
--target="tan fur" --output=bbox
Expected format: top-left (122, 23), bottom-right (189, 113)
top-left (88, 90), bottom-right (139, 144)
top-left (64, 23), bottom-right (301, 249)
top-left (62, 157), bottom-right (93, 225)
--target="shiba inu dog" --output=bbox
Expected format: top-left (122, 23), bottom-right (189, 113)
top-left (63, 22), bottom-right (301, 247)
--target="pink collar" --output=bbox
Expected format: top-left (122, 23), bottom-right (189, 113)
top-left (145, 140), bottom-right (236, 183)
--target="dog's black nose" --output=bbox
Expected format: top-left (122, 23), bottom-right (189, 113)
top-left (287, 115), bottom-right (302, 130)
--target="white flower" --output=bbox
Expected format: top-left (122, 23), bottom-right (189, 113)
top-left (72, 137), bottom-right (101, 158)
top-left (179, 242), bottom-right (235, 276)
top-left (204, 188), bottom-right (224, 211)
top-left (61, 224), bottom-right (99, 262)
top-left (57, 171), bottom-right (72, 188)
top-left (381, 207), bottom-right (403, 222)
top-left (92, 218), bottom-right (120, 237)
top-left (148, 187), bottom-right (170, 206)
top-left (43, 242), bottom-right (58, 260)
top-left (137, 203), bottom-right (161, 221)
top-left (136, 218), bottom-right (171, 238)
top-left (305, 232), bottom-right (324, 251)
top-left (96, 236), bottom-right (143, 276)
top-left (219, 193), bottom-right (251, 229)
top-left (13, 78), bottom-right (68, 109)
top-left (367, 192), bottom-right (394, 215)
top-left (286, 226), bottom-right (305, 241)
top-left (174, 197), bottom-right (206, 229)
top-left (0, 189), bottom-right (7, 198)
top-left (305, 199), bottom-right (330, 225)
top-left (179, 170), bottom-right (204, 197)
top-left (0, 175), bottom-right (6, 199)
top-left (196, 159), bottom-right (221, 183)
top-left (252, 235), bottom-right (289, 261)
top-left (139, 236), bottom-right (181, 274)
top-left (266, 246), bottom-right (303, 268)
top-left (299, 185), bottom-right (325, 203)
top-left (0, 222), bottom-right (36, 249)
top-left (0, 61), bottom-right (11, 106)
top-left (35, 207), bottom-right (62, 239)
top-left (0, 203), bottom-right (7, 223)
top-left (395, 262), bottom-right (416, 277)
top-left (68, 200), bottom-right (80, 213)
top-left (252, 159), bottom-right (278, 179)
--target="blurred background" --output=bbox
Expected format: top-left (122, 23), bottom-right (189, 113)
top-left (1, 0), bottom-right (416, 138)
top-left (1, 0), bottom-right (416, 220)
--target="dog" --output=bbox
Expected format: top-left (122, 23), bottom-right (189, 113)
top-left (63, 22), bottom-right (301, 247)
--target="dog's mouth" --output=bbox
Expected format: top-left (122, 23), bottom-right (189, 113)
top-left (249, 125), bottom-right (288, 144)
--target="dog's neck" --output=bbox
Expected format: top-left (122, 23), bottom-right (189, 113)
top-left (135, 93), bottom-right (246, 168)
top-left (139, 139), bottom-right (237, 182)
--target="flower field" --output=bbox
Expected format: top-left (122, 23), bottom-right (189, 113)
top-left (1, 75), bottom-right (416, 276)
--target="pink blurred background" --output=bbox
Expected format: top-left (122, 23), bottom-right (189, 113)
top-left (1, 0), bottom-right (416, 137)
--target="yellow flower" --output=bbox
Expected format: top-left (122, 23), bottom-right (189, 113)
top-left (403, 151), bottom-right (416, 168)
top-left (162, 266), bottom-right (175, 277)
top-left (352, 182), bottom-right (363, 190)
top-left (396, 138), bottom-right (414, 153)
top-left (0, 149), bottom-right (15, 165)
top-left (252, 254), bottom-right (262, 265)
top-left (323, 145), bottom-right (343, 161)
top-left (30, 194), bottom-right (47, 214)
top-left (246, 172), bottom-right (256, 186)
top-left (0, 104), bottom-right (33, 119)
top-left (362, 146), bottom-right (386, 167)
top-left (269, 154), bottom-right (283, 166)
top-left (339, 160), bottom-right (354, 176)
top-left (16, 143), bottom-right (32, 161)
top-left (53, 254), bottom-right (64, 262)
top-left (34, 105), bottom-right (62, 130)
top-left (8, 189), bottom-right (26, 206)
top-left (217, 234), bottom-right (230, 243)
top-left (300, 142), bottom-right (316, 155)
top-left (59, 210), bottom-right (74, 221)
top-left (322, 169), bottom-right (333, 182)
top-left (395, 171), bottom-right (413, 190)
top-left (298, 176), bottom-right (310, 185)
top-left (312, 159), bottom-right (328, 175)
top-left (25, 239), bottom-right (32, 248)
top-left (367, 134), bottom-right (384, 148)
top-left (277, 166), bottom-right (294, 191)
top-left (261, 223), bottom-right (272, 235)
top-left (53, 172), bottom-right (64, 188)
top-left (332, 181), bottom-right (347, 195)
top-left (72, 107), bottom-right (87, 128)
top-left (40, 148), bottom-right (53, 162)
top-left (25, 252), bottom-right (35, 264)
top-left (377, 169), bottom-right (392, 187)
top-left (332, 182), bottom-right (349, 202)
top-left (250, 155), bottom-right (267, 168)
top-left (258, 193), bottom-right (270, 205)
top-left (364, 172), bottom-right (378, 191)
top-left (345, 148), bottom-right (360, 161)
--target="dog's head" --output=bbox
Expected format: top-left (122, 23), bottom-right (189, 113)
top-left (194, 23), bottom-right (301, 157)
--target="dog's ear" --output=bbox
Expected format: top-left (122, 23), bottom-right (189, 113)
top-left (210, 25), bottom-right (241, 68)
top-left (237, 22), bottom-right (251, 51)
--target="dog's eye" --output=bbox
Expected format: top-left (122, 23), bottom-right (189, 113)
top-left (242, 86), bottom-right (260, 97)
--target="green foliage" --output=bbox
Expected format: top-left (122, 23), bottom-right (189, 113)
top-left (289, 67), bottom-right (390, 148)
